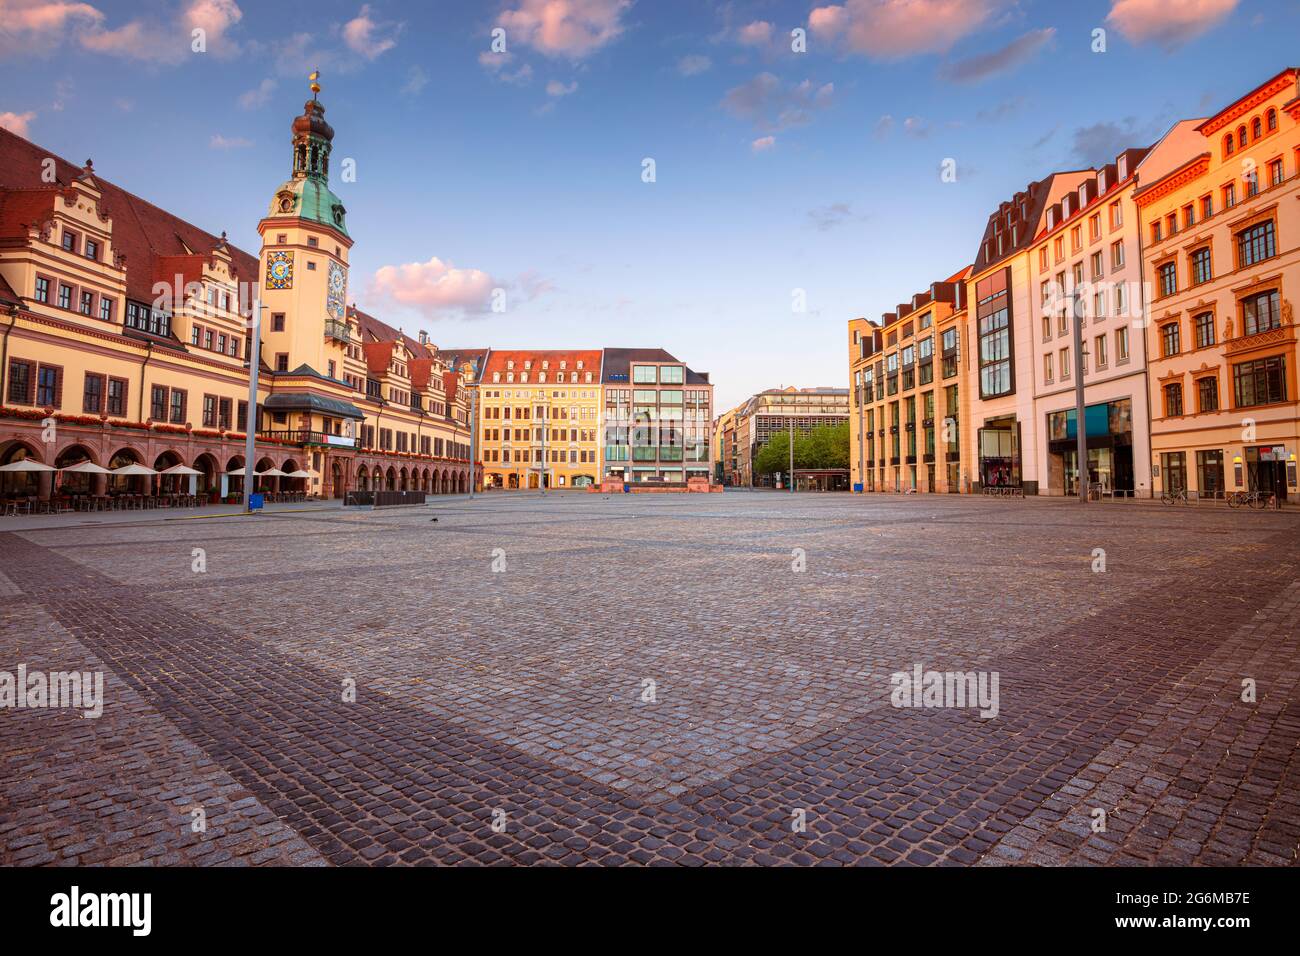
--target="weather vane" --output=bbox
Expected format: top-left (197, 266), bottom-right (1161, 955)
top-left (309, 69), bottom-right (321, 99)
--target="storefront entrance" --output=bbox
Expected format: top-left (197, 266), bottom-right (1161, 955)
top-left (978, 417), bottom-right (1020, 490)
top-left (1247, 446), bottom-right (1290, 502)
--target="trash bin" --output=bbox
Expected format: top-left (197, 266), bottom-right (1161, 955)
top-left (852, 482), bottom-right (863, 493)
top-left (249, 493), bottom-right (264, 511)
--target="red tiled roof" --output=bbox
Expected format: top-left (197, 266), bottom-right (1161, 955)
top-left (0, 127), bottom-right (258, 303)
top-left (349, 305), bottom-right (434, 360)
top-left (0, 188), bottom-right (58, 239)
top-left (483, 348), bottom-right (602, 377)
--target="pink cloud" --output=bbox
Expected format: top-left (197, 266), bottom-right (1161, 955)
top-left (0, 0), bottom-right (104, 55)
top-left (751, 136), bottom-right (776, 152)
top-left (371, 257), bottom-right (497, 317)
top-left (0, 111), bottom-right (37, 137)
top-left (79, 0), bottom-right (242, 63)
top-left (808, 0), bottom-right (997, 58)
top-left (342, 3), bottom-right (399, 59)
top-left (496, 0), bottom-right (630, 59)
top-left (737, 20), bottom-right (774, 47)
top-left (1106, 0), bottom-right (1237, 48)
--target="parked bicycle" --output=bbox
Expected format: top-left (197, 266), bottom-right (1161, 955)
top-left (1161, 488), bottom-right (1189, 505)
top-left (1228, 490), bottom-right (1276, 510)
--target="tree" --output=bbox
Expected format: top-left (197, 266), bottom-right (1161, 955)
top-left (753, 422), bottom-right (849, 477)
top-left (753, 431), bottom-right (791, 476)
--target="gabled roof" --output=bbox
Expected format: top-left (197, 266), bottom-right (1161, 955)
top-left (0, 127), bottom-right (258, 303)
top-left (484, 348), bottom-right (602, 377)
top-left (432, 348), bottom-right (490, 382)
top-left (349, 306), bottom-right (434, 361)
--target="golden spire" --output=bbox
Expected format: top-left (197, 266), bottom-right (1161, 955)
top-left (309, 69), bottom-right (321, 99)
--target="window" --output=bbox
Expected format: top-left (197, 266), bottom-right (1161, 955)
top-left (84, 239), bottom-right (99, 261)
top-left (34, 277), bottom-right (49, 303)
top-left (1197, 376), bottom-right (1219, 413)
top-left (633, 365), bottom-right (657, 384)
top-left (1233, 355), bottom-right (1286, 407)
top-left (1157, 261), bottom-right (1177, 298)
top-left (1269, 158), bottom-right (1285, 187)
top-left (1114, 282), bottom-right (1127, 317)
top-left (204, 329), bottom-right (214, 350)
top-left (1267, 108), bottom-right (1277, 132)
top-left (1224, 133), bottom-right (1235, 158)
top-left (1201, 194), bottom-right (1214, 219)
top-left (1038, 247), bottom-right (1048, 271)
top-left (1043, 352), bottom-right (1053, 382)
top-left (1094, 334), bottom-right (1108, 369)
top-left (1236, 221), bottom-right (1275, 267)
top-left (1195, 311), bottom-right (1215, 349)
top-left (99, 297), bottom-right (113, 322)
top-left (1110, 240), bottom-right (1124, 269)
top-left (272, 313), bottom-right (285, 331)
top-left (1116, 326), bottom-right (1129, 362)
top-left (1059, 347), bottom-right (1070, 379)
top-left (36, 365), bottom-right (60, 407)
top-left (61, 230), bottom-right (77, 253)
top-left (660, 366), bottom-right (684, 384)
top-left (1182, 204), bottom-right (1195, 229)
top-left (191, 325), bottom-right (202, 346)
top-left (1223, 182), bottom-right (1236, 208)
top-left (1164, 382), bottom-right (1183, 417)
top-left (7, 359), bottom-right (32, 404)
top-left (150, 385), bottom-right (168, 420)
top-left (275, 353), bottom-right (289, 372)
top-left (1109, 201), bottom-right (1122, 230)
top-left (1151, 221), bottom-right (1162, 243)
top-left (79, 290), bottom-right (94, 315)
top-left (1091, 251), bottom-right (1103, 279)
top-left (203, 395), bottom-right (217, 427)
top-left (107, 377), bottom-right (127, 417)
top-left (82, 373), bottom-right (104, 413)
top-left (1190, 246), bottom-right (1212, 285)
top-left (1241, 290), bottom-right (1281, 336)
top-left (1161, 321), bottom-right (1180, 357)
top-left (57, 283), bottom-right (72, 309)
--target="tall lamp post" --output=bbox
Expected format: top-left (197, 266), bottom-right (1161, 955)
top-left (242, 299), bottom-right (262, 513)
top-left (1071, 287), bottom-right (1088, 504)
top-left (468, 383), bottom-right (478, 499)
top-left (788, 416), bottom-right (795, 493)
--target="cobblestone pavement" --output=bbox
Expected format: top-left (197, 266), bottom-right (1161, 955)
top-left (2, 492), bottom-right (1297, 866)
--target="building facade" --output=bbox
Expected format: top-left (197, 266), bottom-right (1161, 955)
top-left (1028, 148), bottom-right (1153, 497)
top-left (0, 81), bottom-right (476, 501)
top-left (475, 349), bottom-right (603, 489)
top-left (1136, 68), bottom-right (1300, 502)
top-left (851, 275), bottom-right (969, 493)
top-left (601, 348), bottom-right (712, 485)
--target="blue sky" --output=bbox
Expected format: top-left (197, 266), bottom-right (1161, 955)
top-left (2, 0), bottom-right (1297, 410)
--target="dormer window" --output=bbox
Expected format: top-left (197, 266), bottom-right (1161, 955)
top-left (492, 372), bottom-right (501, 383)
top-left (560, 361), bottom-right (567, 370)
top-left (1047, 209), bottom-right (1055, 229)
top-left (539, 372), bottom-right (546, 383)
top-left (1098, 170), bottom-right (1107, 192)
top-left (1078, 185), bottom-right (1087, 207)
top-left (576, 360), bottom-right (583, 370)
top-left (524, 360), bottom-right (531, 370)
top-left (507, 360), bottom-right (514, 370)
top-left (1118, 156), bottom-right (1127, 179)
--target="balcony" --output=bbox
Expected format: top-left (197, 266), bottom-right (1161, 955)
top-left (325, 319), bottom-right (351, 342)
top-left (260, 429), bottom-right (360, 449)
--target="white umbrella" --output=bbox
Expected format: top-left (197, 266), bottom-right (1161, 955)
top-left (284, 469), bottom-right (314, 479)
top-left (59, 461), bottom-right (111, 475)
top-left (110, 463), bottom-right (158, 476)
top-left (257, 467), bottom-right (289, 477)
top-left (160, 464), bottom-right (203, 476)
top-left (225, 468), bottom-right (248, 476)
top-left (0, 460), bottom-right (56, 473)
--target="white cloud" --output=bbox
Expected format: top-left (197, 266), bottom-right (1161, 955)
top-left (342, 3), bottom-right (399, 60)
top-left (371, 257), bottom-right (498, 317)
top-left (737, 20), bottom-right (774, 47)
top-left (80, 0), bottom-right (243, 64)
top-left (722, 73), bottom-right (834, 134)
top-left (402, 65), bottom-right (428, 95)
top-left (496, 0), bottom-right (630, 59)
top-left (676, 54), bottom-right (711, 76)
top-left (751, 135), bottom-right (776, 152)
top-left (209, 133), bottom-right (252, 149)
top-left (1107, 0), bottom-right (1237, 48)
top-left (0, 110), bottom-right (37, 137)
top-left (546, 79), bottom-right (578, 97)
top-left (479, 51), bottom-right (534, 85)
top-left (238, 77), bottom-right (276, 110)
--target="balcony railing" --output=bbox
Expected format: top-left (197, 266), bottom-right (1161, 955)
top-left (260, 429), bottom-right (360, 449)
top-left (325, 319), bottom-right (351, 342)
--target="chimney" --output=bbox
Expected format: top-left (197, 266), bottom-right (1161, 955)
top-left (418, 330), bottom-right (429, 347)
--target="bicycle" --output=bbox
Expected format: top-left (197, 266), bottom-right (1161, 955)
top-left (1228, 490), bottom-right (1274, 510)
top-left (1161, 488), bottom-right (1188, 505)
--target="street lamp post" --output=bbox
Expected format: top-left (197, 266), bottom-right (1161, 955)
top-left (242, 300), bottom-right (262, 513)
top-left (788, 416), bottom-right (795, 493)
top-left (1072, 288), bottom-right (1088, 504)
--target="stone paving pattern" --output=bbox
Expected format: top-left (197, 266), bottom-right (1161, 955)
top-left (1, 493), bottom-right (1297, 865)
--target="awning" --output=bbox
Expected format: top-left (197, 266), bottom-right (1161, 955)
top-left (160, 465), bottom-right (203, 476)
top-left (109, 464), bottom-right (158, 476)
top-left (263, 392), bottom-right (365, 420)
top-left (0, 460), bottom-right (55, 473)
top-left (284, 469), bottom-right (316, 479)
top-left (257, 467), bottom-right (289, 477)
top-left (60, 461), bottom-right (112, 474)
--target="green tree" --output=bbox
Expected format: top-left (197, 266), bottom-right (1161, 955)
top-left (753, 423), bottom-right (849, 476)
top-left (754, 431), bottom-right (791, 476)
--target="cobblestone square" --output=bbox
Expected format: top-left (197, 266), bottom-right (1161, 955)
top-left (2, 492), bottom-right (1297, 866)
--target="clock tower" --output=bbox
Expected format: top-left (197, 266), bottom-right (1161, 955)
top-left (257, 72), bottom-right (354, 378)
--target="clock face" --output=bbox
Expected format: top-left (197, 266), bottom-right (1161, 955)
top-left (265, 251), bottom-right (294, 290)
top-left (326, 261), bottom-right (347, 321)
